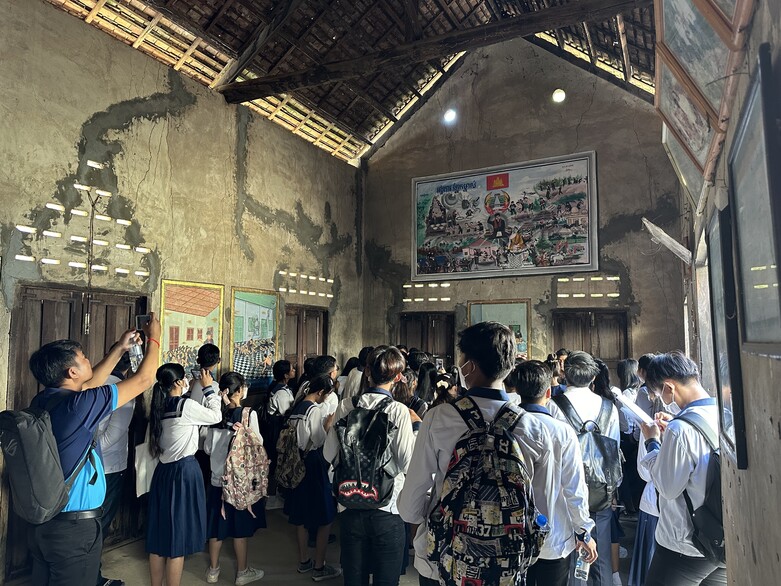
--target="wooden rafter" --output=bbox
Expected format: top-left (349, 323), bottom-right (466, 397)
top-left (204, 0), bottom-right (235, 32)
top-left (539, 0), bottom-right (566, 49)
top-left (85, 0), bottom-right (108, 24)
top-left (433, 0), bottom-right (462, 30)
top-left (219, 0), bottom-right (652, 102)
top-left (401, 0), bottom-right (423, 41)
top-left (132, 13), bottom-right (162, 49)
top-left (174, 37), bottom-right (202, 70)
top-left (616, 13), bottom-right (633, 81)
top-left (582, 21), bottom-right (597, 63)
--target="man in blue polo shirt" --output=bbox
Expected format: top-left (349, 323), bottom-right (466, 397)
top-left (27, 314), bottom-right (161, 585)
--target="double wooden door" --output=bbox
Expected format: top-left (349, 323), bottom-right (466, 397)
top-left (284, 305), bottom-right (329, 373)
top-left (398, 312), bottom-right (455, 368)
top-left (552, 309), bottom-right (629, 375)
top-left (4, 285), bottom-right (147, 580)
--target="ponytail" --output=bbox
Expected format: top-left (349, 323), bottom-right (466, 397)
top-left (217, 371), bottom-right (246, 427)
top-left (148, 363), bottom-right (185, 458)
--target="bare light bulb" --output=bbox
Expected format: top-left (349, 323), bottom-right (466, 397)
top-left (552, 89), bottom-right (566, 103)
top-left (443, 109), bottom-right (457, 124)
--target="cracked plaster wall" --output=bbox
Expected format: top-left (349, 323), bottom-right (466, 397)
top-left (364, 38), bottom-right (685, 359)
top-left (0, 0), bottom-right (362, 440)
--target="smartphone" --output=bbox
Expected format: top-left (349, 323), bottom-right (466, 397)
top-left (191, 368), bottom-right (201, 379)
top-left (135, 314), bottom-right (152, 331)
top-left (435, 358), bottom-right (444, 371)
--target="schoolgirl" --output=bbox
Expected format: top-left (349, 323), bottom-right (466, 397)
top-left (146, 363), bottom-right (222, 586)
top-left (283, 374), bottom-right (342, 582)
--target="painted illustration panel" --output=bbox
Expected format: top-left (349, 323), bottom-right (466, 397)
top-left (161, 280), bottom-right (224, 371)
top-left (662, 123), bottom-right (705, 208)
top-left (468, 300), bottom-right (531, 360)
top-left (413, 152), bottom-right (598, 281)
top-left (230, 289), bottom-right (279, 385)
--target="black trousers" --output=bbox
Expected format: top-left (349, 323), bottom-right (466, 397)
top-left (527, 553), bottom-right (573, 586)
top-left (340, 508), bottom-right (405, 586)
top-left (30, 516), bottom-right (102, 586)
top-left (97, 471), bottom-right (125, 583)
top-left (419, 577), bottom-right (439, 586)
top-left (645, 545), bottom-right (727, 586)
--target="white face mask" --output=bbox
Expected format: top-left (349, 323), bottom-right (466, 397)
top-left (457, 360), bottom-right (473, 388)
top-left (660, 383), bottom-right (680, 414)
top-left (181, 380), bottom-right (190, 395)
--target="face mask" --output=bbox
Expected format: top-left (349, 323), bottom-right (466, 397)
top-left (457, 360), bottom-right (473, 388)
top-left (660, 384), bottom-right (680, 413)
top-left (181, 381), bottom-right (190, 395)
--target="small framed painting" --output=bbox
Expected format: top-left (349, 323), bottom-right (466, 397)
top-left (230, 288), bottom-right (279, 385)
top-left (727, 44), bottom-right (781, 354)
top-left (467, 299), bottom-right (531, 359)
top-left (160, 280), bottom-right (224, 370)
top-left (706, 207), bottom-right (747, 468)
top-left (662, 123), bottom-right (706, 210)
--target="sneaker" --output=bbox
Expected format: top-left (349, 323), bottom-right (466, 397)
top-left (312, 564), bottom-right (342, 582)
top-left (206, 567), bottom-right (220, 584)
top-left (619, 545), bottom-right (629, 559)
top-left (298, 559), bottom-right (314, 573)
top-left (612, 571), bottom-right (623, 586)
top-left (235, 567), bottom-right (265, 585)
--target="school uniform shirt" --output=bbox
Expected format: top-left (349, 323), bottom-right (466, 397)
top-left (30, 384), bottom-right (118, 512)
top-left (295, 381), bottom-right (339, 416)
top-left (397, 388), bottom-right (555, 580)
top-left (288, 398), bottom-right (329, 450)
top-left (618, 387), bottom-right (639, 436)
top-left (97, 374), bottom-right (135, 475)
top-left (521, 403), bottom-right (595, 560)
top-left (205, 408), bottom-right (262, 487)
top-left (158, 390), bottom-right (222, 464)
top-left (340, 367), bottom-right (364, 400)
top-left (323, 388), bottom-right (415, 515)
top-left (633, 385), bottom-right (657, 441)
top-left (548, 386), bottom-right (622, 449)
top-left (267, 382), bottom-right (295, 416)
top-left (636, 435), bottom-right (659, 517)
top-left (639, 398), bottom-right (720, 558)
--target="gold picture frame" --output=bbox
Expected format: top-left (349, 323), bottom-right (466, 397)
top-left (229, 287), bottom-right (280, 384)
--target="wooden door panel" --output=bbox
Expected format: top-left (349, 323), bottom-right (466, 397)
top-left (554, 314), bottom-right (587, 354)
top-left (399, 315), bottom-right (425, 350)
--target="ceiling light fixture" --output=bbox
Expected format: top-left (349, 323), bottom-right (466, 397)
top-left (443, 109), bottom-right (457, 124)
top-left (552, 89), bottom-right (566, 103)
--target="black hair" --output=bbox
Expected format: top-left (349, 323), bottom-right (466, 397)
top-left (563, 351), bottom-right (599, 387)
top-left (358, 346), bottom-right (375, 367)
top-left (308, 373), bottom-right (335, 395)
top-left (342, 356), bottom-right (361, 378)
top-left (645, 351), bottom-right (700, 393)
top-left (197, 343), bottom-right (221, 368)
top-left (457, 321), bottom-right (515, 382)
top-left (396, 344), bottom-right (409, 354)
top-left (273, 359), bottom-right (293, 381)
top-left (297, 356), bottom-right (317, 388)
top-left (555, 348), bottom-right (571, 358)
top-left (312, 355), bottom-right (337, 378)
top-left (149, 363), bottom-right (186, 458)
top-left (617, 358), bottom-right (641, 391)
top-left (544, 355), bottom-right (562, 380)
top-left (112, 351), bottom-right (132, 378)
top-left (368, 346), bottom-right (405, 385)
top-left (431, 373), bottom-right (457, 407)
top-left (638, 353), bottom-right (656, 373)
top-left (218, 371), bottom-right (247, 426)
top-left (29, 339), bottom-right (83, 388)
top-left (416, 362), bottom-right (438, 403)
top-left (591, 358), bottom-right (614, 401)
top-left (407, 351), bottom-right (429, 372)
top-left (508, 360), bottom-right (551, 401)
top-left (393, 368), bottom-right (416, 405)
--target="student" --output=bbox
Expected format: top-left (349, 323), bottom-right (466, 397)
top-left (268, 360), bottom-right (296, 418)
top-left (506, 360), bottom-right (597, 586)
top-left (414, 362), bottom-right (437, 404)
top-left (146, 363), bottom-right (222, 586)
top-left (555, 347), bottom-right (570, 377)
top-left (640, 352), bottom-right (726, 586)
top-left (96, 352), bottom-right (135, 586)
top-left (546, 354), bottom-right (566, 396)
top-left (633, 353), bottom-right (658, 441)
top-left (628, 435), bottom-right (660, 586)
top-left (284, 374), bottom-right (342, 582)
top-left (617, 358), bottom-right (644, 516)
top-left (393, 367), bottom-right (428, 420)
top-left (324, 346), bottom-right (415, 586)
top-left (548, 351), bottom-right (622, 586)
top-left (341, 346), bottom-right (374, 400)
top-left (337, 356), bottom-right (361, 392)
top-left (297, 355), bottom-right (340, 415)
top-left (398, 322), bottom-right (555, 586)
top-left (204, 372), bottom-right (265, 585)
top-left (429, 372), bottom-right (458, 408)
top-left (188, 343), bottom-right (222, 403)
top-left (26, 315), bottom-right (161, 584)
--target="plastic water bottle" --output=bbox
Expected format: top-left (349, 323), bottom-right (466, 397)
top-left (574, 547), bottom-right (591, 580)
top-left (128, 341), bottom-right (143, 373)
top-left (532, 514), bottom-right (550, 563)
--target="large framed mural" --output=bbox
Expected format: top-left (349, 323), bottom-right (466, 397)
top-left (412, 152), bottom-right (598, 281)
top-left (230, 288), bottom-right (279, 387)
top-left (160, 280), bottom-right (224, 371)
top-left (467, 300), bottom-right (531, 359)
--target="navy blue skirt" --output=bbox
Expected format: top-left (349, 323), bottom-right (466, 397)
top-left (206, 485), bottom-right (267, 540)
top-left (146, 456), bottom-right (206, 558)
top-left (628, 510), bottom-right (659, 586)
top-left (284, 448), bottom-right (336, 530)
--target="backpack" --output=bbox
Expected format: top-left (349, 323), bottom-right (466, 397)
top-left (222, 408), bottom-right (269, 517)
top-left (677, 412), bottom-right (725, 565)
top-left (552, 395), bottom-right (621, 512)
top-left (0, 396), bottom-right (97, 525)
top-left (333, 396), bottom-right (399, 509)
top-left (274, 405), bottom-right (311, 489)
top-left (426, 397), bottom-right (546, 586)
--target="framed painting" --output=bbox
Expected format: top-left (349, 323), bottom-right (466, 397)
top-left (230, 288), bottom-right (279, 386)
top-left (727, 43), bottom-right (781, 354)
top-left (692, 0), bottom-right (755, 49)
top-left (412, 152), bottom-right (598, 281)
top-left (662, 123), bottom-right (706, 210)
top-left (160, 280), bottom-right (224, 371)
top-left (706, 207), bottom-right (747, 468)
top-left (467, 299), bottom-right (531, 359)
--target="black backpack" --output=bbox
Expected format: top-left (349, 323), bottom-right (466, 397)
top-left (332, 396), bottom-right (399, 509)
top-left (552, 395), bottom-right (621, 512)
top-left (677, 412), bottom-right (725, 565)
top-left (0, 396), bottom-right (97, 524)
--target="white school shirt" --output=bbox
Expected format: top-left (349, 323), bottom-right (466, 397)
top-left (639, 398), bottom-right (719, 557)
top-left (633, 386), bottom-right (657, 441)
top-left (295, 381), bottom-right (340, 416)
top-left (268, 383), bottom-right (295, 416)
top-left (397, 389), bottom-right (554, 580)
top-left (323, 389), bottom-right (415, 515)
top-left (522, 404), bottom-right (595, 560)
top-left (187, 373), bottom-right (217, 405)
top-left (158, 390), bottom-right (222, 464)
top-left (98, 374), bottom-right (135, 474)
top-left (549, 387), bottom-right (622, 448)
top-left (636, 435), bottom-right (659, 517)
top-left (340, 368), bottom-right (364, 400)
top-left (288, 400), bottom-right (329, 450)
top-left (204, 408), bottom-right (262, 487)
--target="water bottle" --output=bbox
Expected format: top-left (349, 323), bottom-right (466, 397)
top-left (574, 547), bottom-right (591, 580)
top-left (533, 514), bottom-right (550, 562)
top-left (128, 340), bottom-right (143, 373)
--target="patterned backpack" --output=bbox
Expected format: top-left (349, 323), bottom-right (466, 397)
top-left (426, 397), bottom-right (547, 586)
top-left (222, 408), bottom-right (269, 518)
top-left (275, 411), bottom-right (308, 489)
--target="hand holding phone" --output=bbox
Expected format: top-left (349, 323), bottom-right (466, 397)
top-left (135, 314), bottom-right (152, 331)
top-left (191, 368), bottom-right (201, 379)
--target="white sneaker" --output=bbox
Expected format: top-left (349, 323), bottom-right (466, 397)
top-left (206, 566), bottom-right (220, 584)
top-left (235, 567), bottom-right (265, 585)
top-left (612, 571), bottom-right (623, 586)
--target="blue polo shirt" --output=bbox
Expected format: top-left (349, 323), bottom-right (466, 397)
top-left (31, 384), bottom-right (118, 512)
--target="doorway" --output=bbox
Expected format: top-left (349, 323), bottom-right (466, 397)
top-left (284, 305), bottom-right (329, 373)
top-left (398, 312), bottom-right (455, 368)
top-left (552, 309), bottom-right (629, 374)
top-left (4, 285), bottom-right (147, 580)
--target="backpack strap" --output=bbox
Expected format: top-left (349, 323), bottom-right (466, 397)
top-left (492, 401), bottom-right (524, 434)
top-left (451, 396), bottom-right (486, 431)
top-left (241, 407), bottom-right (251, 428)
top-left (676, 412), bottom-right (719, 452)
top-left (41, 393), bottom-right (99, 488)
top-left (594, 398), bottom-right (614, 435)
top-left (551, 394), bottom-right (585, 432)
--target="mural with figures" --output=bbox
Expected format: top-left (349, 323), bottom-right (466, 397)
top-left (230, 288), bottom-right (278, 387)
top-left (412, 152), bottom-right (598, 280)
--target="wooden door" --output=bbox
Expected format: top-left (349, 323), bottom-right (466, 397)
top-left (552, 310), bottom-right (629, 376)
top-left (398, 313), bottom-right (455, 368)
top-left (284, 306), bottom-right (329, 376)
top-left (4, 286), bottom-right (146, 580)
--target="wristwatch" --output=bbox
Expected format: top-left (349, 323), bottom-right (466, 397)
top-left (575, 530), bottom-right (592, 544)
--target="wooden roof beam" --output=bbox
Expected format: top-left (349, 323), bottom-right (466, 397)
top-left (582, 21), bottom-right (597, 63)
top-left (433, 0), bottom-right (463, 30)
top-left (616, 13), bottom-right (633, 81)
top-left (539, 0), bottom-right (566, 49)
top-left (85, 0), bottom-right (108, 24)
top-left (402, 0), bottom-right (423, 41)
top-left (132, 13), bottom-right (162, 49)
top-left (219, 0), bottom-right (652, 102)
top-left (204, 0), bottom-right (235, 32)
